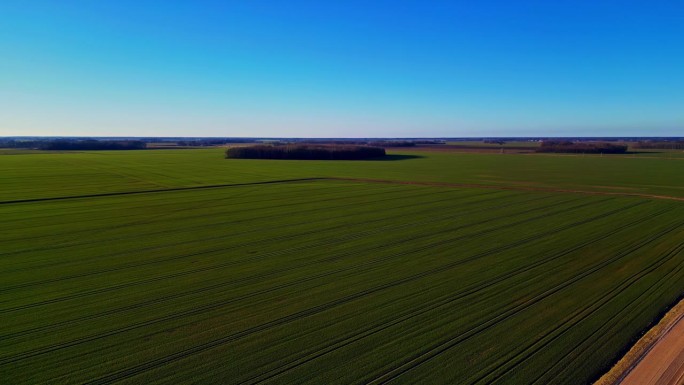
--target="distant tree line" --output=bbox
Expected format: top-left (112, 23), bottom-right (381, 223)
top-left (226, 144), bottom-right (386, 160)
top-left (300, 140), bottom-right (368, 145)
top-left (413, 140), bottom-right (446, 144)
top-left (299, 140), bottom-right (443, 147)
top-left (536, 141), bottom-right (628, 154)
top-left (633, 141), bottom-right (684, 150)
top-left (0, 140), bottom-right (44, 149)
top-left (367, 141), bottom-right (416, 147)
top-left (0, 139), bottom-right (146, 150)
top-left (176, 139), bottom-right (257, 146)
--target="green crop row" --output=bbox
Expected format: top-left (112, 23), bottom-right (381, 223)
top-left (1, 176), bottom-right (682, 384)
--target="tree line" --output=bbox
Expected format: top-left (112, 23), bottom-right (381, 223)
top-left (0, 139), bottom-right (146, 150)
top-left (367, 141), bottom-right (416, 147)
top-left (226, 144), bottom-right (386, 160)
top-left (176, 139), bottom-right (257, 146)
top-left (633, 141), bottom-right (684, 150)
top-left (298, 140), bottom-right (442, 147)
top-left (536, 141), bottom-right (628, 154)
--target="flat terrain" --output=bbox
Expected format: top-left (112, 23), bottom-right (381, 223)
top-left (1, 148), bottom-right (683, 384)
top-left (1, 147), bottom-right (683, 201)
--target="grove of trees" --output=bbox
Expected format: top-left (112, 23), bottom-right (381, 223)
top-left (226, 144), bottom-right (386, 160)
top-left (633, 141), bottom-right (684, 150)
top-left (0, 139), bottom-right (146, 150)
top-left (536, 141), bottom-right (628, 154)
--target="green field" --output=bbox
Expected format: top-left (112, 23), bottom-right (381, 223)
top-left (1, 148), bottom-right (683, 384)
top-left (1, 148), bottom-right (683, 200)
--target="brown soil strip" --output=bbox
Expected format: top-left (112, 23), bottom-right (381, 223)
top-left (595, 298), bottom-right (684, 385)
top-left (328, 177), bottom-right (684, 202)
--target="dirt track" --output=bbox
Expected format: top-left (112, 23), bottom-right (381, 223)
top-left (621, 314), bottom-right (684, 385)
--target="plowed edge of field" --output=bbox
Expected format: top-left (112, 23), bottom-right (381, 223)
top-left (594, 297), bottom-right (684, 385)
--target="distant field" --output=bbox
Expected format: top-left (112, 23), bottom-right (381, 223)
top-left (446, 140), bottom-right (541, 148)
top-left (1, 147), bottom-right (682, 201)
top-left (1, 149), bottom-right (683, 384)
top-left (441, 141), bottom-right (684, 159)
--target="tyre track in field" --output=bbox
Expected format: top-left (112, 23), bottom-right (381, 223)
top-left (1, 182), bottom-right (410, 255)
top-left (1, 192), bottom-right (572, 314)
top-left (0, 186), bottom-right (469, 275)
top-left (0, 178), bottom-right (377, 226)
top-left (0, 180), bottom-right (351, 231)
top-left (4, 175), bottom-right (683, 207)
top-left (1, 181), bottom-right (358, 257)
top-left (0, 184), bottom-right (469, 277)
top-left (1, 184), bottom-right (459, 275)
top-left (364, 219), bottom-right (684, 384)
top-left (368, 224), bottom-right (683, 385)
top-left (8, 183), bottom-right (264, 259)
top-left (529, 245), bottom-right (684, 385)
top-left (239, 207), bottom-right (672, 385)
top-left (470, 240), bottom-right (684, 385)
top-left (0, 193), bottom-right (562, 337)
top-left (329, 178), bottom-right (684, 202)
top-left (0, 194), bottom-right (547, 340)
top-left (1, 183), bottom-right (354, 255)
top-left (0, 178), bottom-right (328, 206)
top-left (0, 190), bottom-right (507, 292)
top-left (487, 245), bottom-right (684, 385)
top-left (0, 191), bottom-right (557, 311)
top-left (51, 201), bottom-right (641, 384)
top-left (0, 187), bottom-right (475, 279)
top-left (0, 197), bottom-right (614, 366)
top-left (1, 184), bottom-right (433, 249)
top-left (2, 180), bottom-right (401, 242)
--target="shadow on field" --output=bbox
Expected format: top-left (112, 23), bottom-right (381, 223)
top-left (371, 154), bottom-right (424, 161)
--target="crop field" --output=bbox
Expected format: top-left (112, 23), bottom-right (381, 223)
top-left (1, 148), bottom-right (683, 200)
top-left (1, 149), bottom-right (683, 384)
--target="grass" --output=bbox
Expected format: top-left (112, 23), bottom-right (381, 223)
top-left (1, 148), bottom-right (683, 384)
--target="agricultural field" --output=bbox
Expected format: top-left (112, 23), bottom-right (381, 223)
top-left (1, 147), bottom-right (683, 200)
top-left (1, 148), bottom-right (683, 384)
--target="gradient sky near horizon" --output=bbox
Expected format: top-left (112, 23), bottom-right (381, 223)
top-left (1, 1), bottom-right (682, 138)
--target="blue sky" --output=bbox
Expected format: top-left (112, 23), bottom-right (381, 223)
top-left (1, 1), bottom-right (682, 137)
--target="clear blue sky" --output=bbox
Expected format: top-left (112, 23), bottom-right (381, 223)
top-left (1, 1), bottom-right (682, 137)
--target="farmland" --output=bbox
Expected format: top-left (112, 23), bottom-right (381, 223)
top-left (1, 148), bottom-right (683, 384)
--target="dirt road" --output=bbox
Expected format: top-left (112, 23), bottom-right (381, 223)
top-left (621, 314), bottom-right (684, 385)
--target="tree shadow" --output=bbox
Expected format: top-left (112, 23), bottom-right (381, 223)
top-left (368, 154), bottom-right (425, 161)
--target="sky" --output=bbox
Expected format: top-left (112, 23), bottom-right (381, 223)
top-left (0, 1), bottom-right (682, 138)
